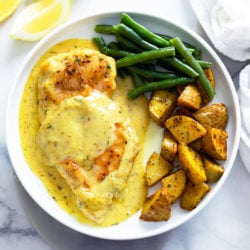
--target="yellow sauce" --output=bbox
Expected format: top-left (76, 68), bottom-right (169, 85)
top-left (19, 39), bottom-right (150, 227)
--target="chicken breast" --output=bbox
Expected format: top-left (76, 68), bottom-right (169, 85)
top-left (36, 49), bottom-right (140, 223)
top-left (37, 48), bottom-right (116, 123)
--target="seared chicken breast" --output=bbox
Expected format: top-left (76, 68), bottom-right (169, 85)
top-left (37, 48), bottom-right (116, 123)
top-left (36, 49), bottom-right (140, 223)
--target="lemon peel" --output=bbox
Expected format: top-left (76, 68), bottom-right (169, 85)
top-left (10, 0), bottom-right (71, 41)
top-left (0, 0), bottom-right (21, 23)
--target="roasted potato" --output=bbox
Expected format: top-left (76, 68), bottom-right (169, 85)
top-left (201, 127), bottom-right (228, 160)
top-left (177, 84), bottom-right (202, 110)
top-left (161, 169), bottom-right (187, 203)
top-left (178, 143), bottom-right (207, 184)
top-left (140, 188), bottom-right (171, 221)
top-left (189, 138), bottom-right (202, 152)
top-left (165, 115), bottom-right (207, 144)
top-left (171, 106), bottom-right (193, 117)
top-left (202, 155), bottom-right (224, 182)
top-left (149, 90), bottom-right (177, 127)
top-left (160, 130), bottom-right (178, 162)
top-left (176, 85), bottom-right (185, 95)
top-left (195, 68), bottom-right (215, 104)
top-left (141, 63), bottom-right (228, 221)
top-left (180, 181), bottom-right (210, 210)
top-left (193, 103), bottom-right (228, 129)
top-left (145, 152), bottom-right (174, 186)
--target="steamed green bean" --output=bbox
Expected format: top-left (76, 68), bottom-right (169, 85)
top-left (127, 77), bottom-right (195, 99)
top-left (170, 37), bottom-right (215, 100)
top-left (116, 47), bottom-right (175, 68)
top-left (120, 12), bottom-right (170, 47)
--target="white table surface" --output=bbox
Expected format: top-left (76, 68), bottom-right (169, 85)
top-left (1, 0), bottom-right (250, 249)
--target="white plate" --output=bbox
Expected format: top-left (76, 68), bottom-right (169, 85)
top-left (6, 12), bottom-right (241, 240)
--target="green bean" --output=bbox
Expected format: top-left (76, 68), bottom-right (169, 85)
top-left (128, 69), bottom-right (145, 87)
top-left (181, 59), bottom-right (212, 68)
top-left (94, 24), bottom-right (116, 35)
top-left (114, 23), bottom-right (158, 51)
top-left (170, 37), bottom-right (215, 100)
top-left (161, 57), bottom-right (199, 77)
top-left (128, 66), bottom-right (178, 80)
top-left (94, 15), bottom-right (214, 100)
top-left (118, 68), bottom-right (128, 78)
top-left (120, 13), bottom-right (170, 47)
top-left (105, 49), bottom-right (132, 58)
top-left (116, 34), bottom-right (143, 53)
top-left (158, 33), bottom-right (202, 59)
top-left (92, 37), bottom-right (133, 58)
top-left (108, 41), bottom-right (122, 50)
top-left (95, 23), bottom-right (200, 77)
top-left (127, 77), bottom-right (195, 99)
top-left (92, 36), bottom-right (107, 52)
top-left (116, 47), bottom-right (175, 68)
top-left (196, 60), bottom-right (212, 69)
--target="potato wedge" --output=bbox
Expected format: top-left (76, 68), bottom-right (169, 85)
top-left (201, 127), bottom-right (228, 160)
top-left (160, 130), bottom-right (178, 162)
top-left (189, 138), bottom-right (202, 152)
top-left (176, 85), bottom-right (185, 95)
top-left (202, 155), bottom-right (224, 182)
top-left (178, 143), bottom-right (207, 184)
top-left (180, 181), bottom-right (210, 210)
top-left (171, 106), bottom-right (193, 117)
top-left (177, 84), bottom-right (202, 110)
top-left (162, 169), bottom-right (187, 203)
top-left (165, 115), bottom-right (207, 144)
top-left (149, 90), bottom-right (177, 127)
top-left (140, 188), bottom-right (171, 221)
top-left (195, 68), bottom-right (215, 105)
top-left (145, 152), bottom-right (174, 186)
top-left (193, 103), bottom-right (228, 129)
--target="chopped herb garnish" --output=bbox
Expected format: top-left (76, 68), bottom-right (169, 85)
top-left (74, 57), bottom-right (81, 63)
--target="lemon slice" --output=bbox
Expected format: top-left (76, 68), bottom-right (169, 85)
top-left (0, 0), bottom-right (21, 22)
top-left (10, 0), bottom-right (71, 41)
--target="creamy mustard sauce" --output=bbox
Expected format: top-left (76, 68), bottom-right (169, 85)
top-left (19, 39), bottom-right (150, 227)
top-left (38, 93), bottom-right (121, 168)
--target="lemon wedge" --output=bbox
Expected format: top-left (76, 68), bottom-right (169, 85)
top-left (0, 0), bottom-right (21, 22)
top-left (10, 0), bottom-right (71, 41)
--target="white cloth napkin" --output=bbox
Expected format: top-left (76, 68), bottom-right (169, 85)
top-left (189, 0), bottom-right (250, 173)
top-left (189, 0), bottom-right (250, 61)
top-left (238, 65), bottom-right (250, 173)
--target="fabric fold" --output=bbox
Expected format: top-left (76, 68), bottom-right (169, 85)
top-left (189, 0), bottom-right (250, 172)
top-left (189, 0), bottom-right (250, 61)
